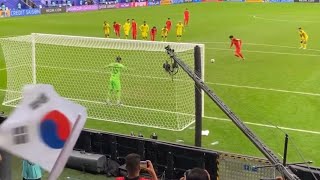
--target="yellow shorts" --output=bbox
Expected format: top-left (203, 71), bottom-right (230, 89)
top-left (301, 38), bottom-right (308, 43)
top-left (161, 33), bottom-right (168, 37)
top-left (176, 30), bottom-right (182, 36)
top-left (142, 32), bottom-right (148, 38)
top-left (104, 30), bottom-right (110, 35)
top-left (124, 30), bottom-right (129, 36)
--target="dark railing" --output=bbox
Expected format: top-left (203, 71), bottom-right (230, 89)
top-left (75, 128), bottom-right (219, 180)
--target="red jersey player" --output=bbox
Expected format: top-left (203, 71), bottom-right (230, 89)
top-left (113, 21), bottom-right (121, 38)
top-left (229, 35), bottom-right (245, 60)
top-left (166, 18), bottom-right (172, 32)
top-left (150, 26), bottom-right (157, 41)
top-left (131, 19), bottom-right (137, 40)
top-left (184, 8), bottom-right (189, 26)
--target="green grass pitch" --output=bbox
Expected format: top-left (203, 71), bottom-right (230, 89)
top-left (1, 2), bottom-right (320, 179)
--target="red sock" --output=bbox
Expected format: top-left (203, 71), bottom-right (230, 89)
top-left (238, 53), bottom-right (244, 59)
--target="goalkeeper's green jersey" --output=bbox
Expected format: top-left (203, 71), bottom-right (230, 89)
top-left (107, 62), bottom-right (126, 81)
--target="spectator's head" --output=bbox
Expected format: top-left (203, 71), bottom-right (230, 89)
top-left (184, 168), bottom-right (210, 180)
top-left (125, 153), bottom-right (141, 177)
top-left (276, 177), bottom-right (283, 180)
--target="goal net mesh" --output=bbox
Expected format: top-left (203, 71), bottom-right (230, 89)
top-left (0, 33), bottom-right (204, 131)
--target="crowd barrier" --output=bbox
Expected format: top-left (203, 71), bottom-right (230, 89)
top-left (2, 0), bottom-right (315, 18)
top-left (74, 128), bottom-right (320, 180)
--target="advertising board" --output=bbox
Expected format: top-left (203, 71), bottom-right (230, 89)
top-left (11, 8), bottom-right (41, 17)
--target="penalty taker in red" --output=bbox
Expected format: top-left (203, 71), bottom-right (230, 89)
top-left (229, 35), bottom-right (245, 60)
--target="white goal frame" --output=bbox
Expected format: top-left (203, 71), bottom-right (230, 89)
top-left (1, 33), bottom-right (205, 131)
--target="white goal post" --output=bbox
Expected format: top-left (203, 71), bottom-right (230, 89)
top-left (0, 33), bottom-right (205, 131)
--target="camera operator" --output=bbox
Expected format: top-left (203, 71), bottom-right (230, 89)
top-left (180, 168), bottom-right (211, 180)
top-left (116, 153), bottom-right (158, 180)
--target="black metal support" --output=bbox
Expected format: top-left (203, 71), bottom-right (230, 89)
top-left (283, 134), bottom-right (289, 166)
top-left (194, 45), bottom-right (202, 147)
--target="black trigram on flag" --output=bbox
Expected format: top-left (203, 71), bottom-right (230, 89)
top-left (12, 126), bottom-right (29, 145)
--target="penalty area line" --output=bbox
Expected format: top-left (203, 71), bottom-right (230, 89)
top-left (203, 116), bottom-right (320, 135)
top-left (206, 82), bottom-right (320, 97)
top-left (252, 16), bottom-right (318, 23)
top-left (206, 47), bottom-right (320, 57)
top-left (199, 41), bottom-right (320, 53)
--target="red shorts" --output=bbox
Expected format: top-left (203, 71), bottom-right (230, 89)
top-left (132, 30), bottom-right (137, 34)
top-left (184, 17), bottom-right (189, 20)
top-left (167, 27), bottom-right (171, 31)
top-left (235, 48), bottom-right (241, 53)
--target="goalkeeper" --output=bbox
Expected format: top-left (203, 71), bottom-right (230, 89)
top-left (106, 56), bottom-right (126, 105)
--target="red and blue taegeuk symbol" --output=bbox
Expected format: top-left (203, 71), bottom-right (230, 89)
top-left (40, 110), bottom-right (71, 149)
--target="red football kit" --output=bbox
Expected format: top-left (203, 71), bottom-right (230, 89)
top-left (184, 10), bottom-right (189, 26)
top-left (166, 20), bottom-right (172, 31)
top-left (230, 38), bottom-right (244, 59)
top-left (150, 28), bottom-right (157, 41)
top-left (113, 23), bottom-right (121, 38)
top-left (132, 21), bottom-right (137, 39)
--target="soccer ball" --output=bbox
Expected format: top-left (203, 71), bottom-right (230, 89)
top-left (210, 59), bottom-right (215, 63)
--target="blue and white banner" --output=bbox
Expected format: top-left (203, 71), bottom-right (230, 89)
top-left (10, 8), bottom-right (41, 17)
top-left (192, 0), bottom-right (202, 2)
top-left (224, 0), bottom-right (243, 2)
top-left (172, 0), bottom-right (184, 3)
top-left (269, 0), bottom-right (293, 2)
top-left (147, 0), bottom-right (161, 5)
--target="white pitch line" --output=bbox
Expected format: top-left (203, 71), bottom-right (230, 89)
top-left (206, 47), bottom-right (320, 57)
top-left (0, 64), bottom-right (30, 71)
top-left (201, 41), bottom-right (320, 52)
top-left (2, 87), bottom-right (319, 135)
top-left (203, 116), bottom-right (320, 135)
top-left (253, 16), bottom-right (318, 23)
top-left (206, 82), bottom-right (320, 97)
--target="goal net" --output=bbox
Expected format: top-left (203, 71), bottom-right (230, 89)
top-left (0, 33), bottom-right (205, 131)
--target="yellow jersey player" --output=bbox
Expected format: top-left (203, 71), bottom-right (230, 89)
top-left (176, 21), bottom-right (184, 41)
top-left (161, 26), bottom-right (168, 42)
top-left (103, 21), bottom-right (110, 38)
top-left (123, 19), bottom-right (131, 39)
top-left (299, 27), bottom-right (308, 49)
top-left (139, 21), bottom-right (149, 40)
